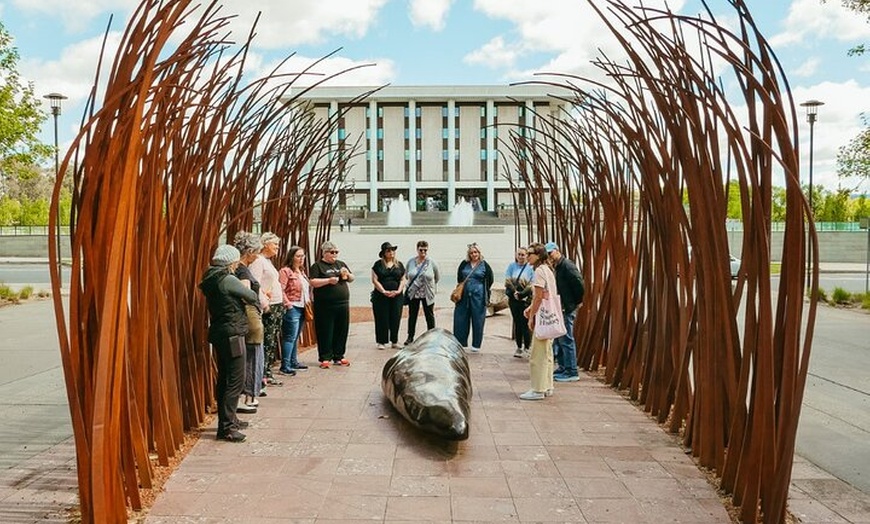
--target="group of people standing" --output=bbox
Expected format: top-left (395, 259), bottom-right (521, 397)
top-left (506, 241), bottom-right (585, 401)
top-left (369, 241), bottom-right (500, 354)
top-left (200, 233), bottom-right (584, 441)
top-left (199, 232), bottom-right (314, 442)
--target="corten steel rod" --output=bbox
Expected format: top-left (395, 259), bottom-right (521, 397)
top-left (46, 1), bottom-right (366, 521)
top-left (504, 1), bottom-right (816, 522)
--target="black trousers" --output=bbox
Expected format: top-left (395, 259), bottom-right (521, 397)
top-left (313, 301), bottom-right (350, 361)
top-left (214, 337), bottom-right (245, 435)
top-left (406, 297), bottom-right (435, 341)
top-left (508, 298), bottom-right (531, 349)
top-left (372, 292), bottom-right (403, 344)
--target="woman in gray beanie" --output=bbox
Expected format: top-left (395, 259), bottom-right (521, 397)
top-left (199, 244), bottom-right (259, 442)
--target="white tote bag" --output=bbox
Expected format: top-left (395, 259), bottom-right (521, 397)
top-left (534, 268), bottom-right (567, 340)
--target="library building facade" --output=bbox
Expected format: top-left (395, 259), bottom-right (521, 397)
top-left (294, 85), bottom-right (567, 213)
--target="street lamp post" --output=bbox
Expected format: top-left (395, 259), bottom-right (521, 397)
top-left (800, 99), bottom-right (824, 214)
top-left (43, 92), bottom-right (67, 286)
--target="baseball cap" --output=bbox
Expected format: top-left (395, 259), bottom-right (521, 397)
top-left (544, 242), bottom-right (559, 253)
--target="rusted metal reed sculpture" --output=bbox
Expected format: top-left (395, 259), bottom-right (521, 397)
top-left (46, 1), bottom-right (361, 521)
top-left (505, 1), bottom-right (817, 522)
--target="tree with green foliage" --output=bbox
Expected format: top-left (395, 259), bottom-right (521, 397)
top-left (837, 114), bottom-right (870, 185)
top-left (0, 22), bottom-right (51, 182)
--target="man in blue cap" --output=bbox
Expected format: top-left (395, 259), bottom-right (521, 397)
top-left (545, 242), bottom-right (584, 382)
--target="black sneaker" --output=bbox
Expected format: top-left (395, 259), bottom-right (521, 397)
top-left (278, 368), bottom-right (297, 376)
top-left (293, 363), bottom-right (309, 371)
top-left (234, 420), bottom-right (250, 429)
top-left (217, 430), bottom-right (246, 442)
top-left (404, 338), bottom-right (414, 346)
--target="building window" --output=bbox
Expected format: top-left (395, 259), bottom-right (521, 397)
top-left (442, 150), bottom-right (449, 160)
top-left (338, 129), bottom-right (346, 140)
top-left (480, 106), bottom-right (486, 117)
top-left (415, 128), bottom-right (421, 139)
top-left (378, 107), bottom-right (384, 117)
top-left (480, 128), bottom-right (486, 139)
top-left (404, 149), bottom-right (410, 160)
top-left (480, 150), bottom-right (487, 160)
top-left (366, 128), bottom-right (371, 139)
top-left (442, 106), bottom-right (448, 117)
top-left (415, 107), bottom-right (422, 117)
top-left (455, 106), bottom-right (460, 117)
top-left (404, 128), bottom-right (409, 139)
top-left (442, 128), bottom-right (448, 139)
top-left (377, 128), bottom-right (384, 139)
top-left (377, 150), bottom-right (384, 160)
top-left (404, 107), bottom-right (409, 117)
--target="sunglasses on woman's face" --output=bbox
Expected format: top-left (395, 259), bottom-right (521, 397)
top-left (418, 248), bottom-right (427, 252)
top-left (327, 250), bottom-right (339, 254)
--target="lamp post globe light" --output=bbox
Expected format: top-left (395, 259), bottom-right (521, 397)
top-left (43, 92), bottom-right (68, 286)
top-left (799, 99), bottom-right (824, 214)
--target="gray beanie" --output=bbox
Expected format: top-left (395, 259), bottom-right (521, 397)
top-left (211, 244), bottom-right (240, 266)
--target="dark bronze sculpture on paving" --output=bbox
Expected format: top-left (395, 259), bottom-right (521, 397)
top-left (381, 328), bottom-right (472, 440)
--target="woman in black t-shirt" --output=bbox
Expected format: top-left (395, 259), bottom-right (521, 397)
top-left (309, 240), bottom-right (355, 368)
top-left (370, 241), bottom-right (406, 349)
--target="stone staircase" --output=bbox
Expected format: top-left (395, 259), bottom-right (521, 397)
top-left (352, 211), bottom-right (506, 227)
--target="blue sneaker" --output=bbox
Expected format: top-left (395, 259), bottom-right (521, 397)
top-left (553, 367), bottom-right (565, 376)
top-left (554, 373), bottom-right (580, 382)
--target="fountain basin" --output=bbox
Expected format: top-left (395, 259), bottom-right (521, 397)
top-left (358, 225), bottom-right (505, 235)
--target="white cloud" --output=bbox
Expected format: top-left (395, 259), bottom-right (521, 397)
top-left (463, 36), bottom-right (519, 69)
top-left (409, 0), bottom-right (454, 31)
top-left (11, 0), bottom-right (138, 33)
top-left (20, 31), bottom-right (123, 110)
top-left (769, 0), bottom-right (870, 47)
top-left (12, 0), bottom-right (390, 48)
top-left (249, 54), bottom-right (397, 88)
top-left (468, 0), bottom-right (687, 80)
top-left (792, 81), bottom-right (870, 190)
top-left (794, 57), bottom-right (820, 77)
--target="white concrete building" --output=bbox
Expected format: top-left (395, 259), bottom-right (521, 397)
top-left (292, 85), bottom-right (568, 212)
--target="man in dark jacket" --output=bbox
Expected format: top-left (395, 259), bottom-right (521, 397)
top-left (199, 244), bottom-right (259, 442)
top-left (545, 242), bottom-right (585, 382)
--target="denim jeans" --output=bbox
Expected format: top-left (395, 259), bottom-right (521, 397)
top-left (281, 306), bottom-right (305, 371)
top-left (553, 309), bottom-right (577, 375)
top-left (452, 292), bottom-right (487, 349)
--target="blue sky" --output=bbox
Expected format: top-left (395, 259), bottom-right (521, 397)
top-left (1, 0), bottom-right (868, 191)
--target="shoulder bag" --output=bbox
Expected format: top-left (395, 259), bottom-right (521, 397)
top-left (451, 262), bottom-right (480, 304)
top-left (534, 269), bottom-right (567, 340)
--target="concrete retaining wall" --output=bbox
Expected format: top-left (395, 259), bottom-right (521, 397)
top-left (1, 231), bottom-right (868, 263)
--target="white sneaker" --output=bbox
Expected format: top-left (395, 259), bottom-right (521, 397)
top-left (246, 397), bottom-right (259, 407)
top-left (391, 342), bottom-right (401, 349)
top-left (470, 347), bottom-right (480, 353)
top-left (513, 348), bottom-right (524, 358)
top-left (377, 344), bottom-right (386, 350)
top-left (519, 390), bottom-right (545, 401)
top-left (544, 389), bottom-right (554, 397)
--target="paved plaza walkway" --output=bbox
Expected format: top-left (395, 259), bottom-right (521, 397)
top-left (146, 308), bottom-right (733, 524)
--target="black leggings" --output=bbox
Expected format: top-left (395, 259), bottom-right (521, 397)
top-left (406, 297), bottom-right (436, 341)
top-left (509, 298), bottom-right (531, 349)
